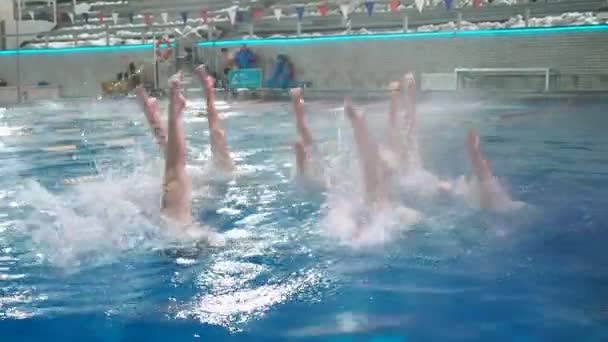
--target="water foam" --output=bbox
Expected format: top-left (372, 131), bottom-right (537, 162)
top-left (13, 159), bottom-right (223, 268)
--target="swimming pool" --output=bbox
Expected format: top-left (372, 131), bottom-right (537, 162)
top-left (0, 94), bottom-right (607, 341)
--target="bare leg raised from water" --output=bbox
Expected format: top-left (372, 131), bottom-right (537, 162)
top-left (290, 88), bottom-right (314, 176)
top-left (386, 81), bottom-right (404, 166)
top-left (465, 128), bottom-right (520, 211)
top-left (294, 141), bottom-right (308, 176)
top-left (383, 82), bottom-right (407, 171)
top-left (137, 85), bottom-right (167, 149)
top-left (195, 65), bottom-right (235, 172)
top-left (345, 99), bottom-right (386, 205)
top-left (161, 74), bottom-right (192, 224)
top-left (403, 72), bottom-right (421, 169)
top-left (291, 88), bottom-right (314, 147)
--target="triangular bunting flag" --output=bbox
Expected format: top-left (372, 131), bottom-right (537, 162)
top-left (161, 12), bottom-right (168, 24)
top-left (227, 6), bottom-right (237, 25)
top-left (97, 12), bottom-right (104, 23)
top-left (273, 8), bottom-right (282, 21)
top-left (295, 6), bottom-right (305, 21)
top-left (473, 0), bottom-right (482, 8)
top-left (253, 8), bottom-right (263, 21)
top-left (28, 11), bottom-right (35, 20)
top-left (181, 12), bottom-right (188, 24)
top-left (144, 13), bottom-right (152, 26)
top-left (112, 12), bottom-right (118, 25)
top-left (339, 4), bottom-right (350, 19)
top-left (389, 0), bottom-right (400, 14)
top-left (200, 10), bottom-right (209, 23)
top-left (415, 0), bottom-right (424, 12)
top-left (318, 4), bottom-right (328, 17)
top-left (68, 12), bottom-right (74, 23)
top-left (128, 12), bottom-right (134, 24)
top-left (444, 0), bottom-right (453, 10)
top-left (364, 1), bottom-right (375, 16)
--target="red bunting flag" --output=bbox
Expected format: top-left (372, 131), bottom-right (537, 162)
top-left (473, 0), bottom-right (482, 8)
top-left (144, 13), bottom-right (152, 26)
top-left (389, 0), bottom-right (400, 14)
top-left (317, 4), bottom-right (328, 17)
top-left (253, 8), bottom-right (263, 21)
top-left (97, 11), bottom-right (104, 23)
top-left (200, 9), bottom-right (209, 23)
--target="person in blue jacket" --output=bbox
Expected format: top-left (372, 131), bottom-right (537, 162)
top-left (267, 54), bottom-right (295, 89)
top-left (233, 44), bottom-right (256, 69)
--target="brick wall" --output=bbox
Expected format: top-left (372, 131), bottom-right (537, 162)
top-left (203, 31), bottom-right (608, 91)
top-left (0, 30), bottom-right (606, 99)
top-left (0, 50), bottom-right (154, 98)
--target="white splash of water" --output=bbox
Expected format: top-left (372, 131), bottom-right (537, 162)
top-left (453, 176), bottom-right (525, 213)
top-left (323, 193), bottom-right (421, 247)
top-left (13, 159), bottom-right (223, 268)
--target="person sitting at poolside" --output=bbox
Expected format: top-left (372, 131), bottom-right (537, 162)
top-left (220, 48), bottom-right (235, 89)
top-left (234, 44), bottom-right (256, 69)
top-left (267, 55), bottom-right (295, 90)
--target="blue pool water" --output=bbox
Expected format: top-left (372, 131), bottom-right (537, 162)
top-left (0, 95), bottom-right (607, 341)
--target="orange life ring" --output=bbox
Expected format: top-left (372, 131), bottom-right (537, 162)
top-left (155, 37), bottom-right (172, 62)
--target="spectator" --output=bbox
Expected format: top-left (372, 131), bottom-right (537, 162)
top-left (267, 54), bottom-right (295, 89)
top-left (221, 48), bottom-right (234, 78)
top-left (128, 62), bottom-right (141, 86)
top-left (233, 44), bottom-right (256, 69)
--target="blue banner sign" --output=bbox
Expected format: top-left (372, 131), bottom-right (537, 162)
top-left (228, 68), bottom-right (263, 89)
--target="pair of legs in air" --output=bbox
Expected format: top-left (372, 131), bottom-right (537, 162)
top-left (290, 87), bottom-right (387, 206)
top-left (290, 88), bottom-right (314, 177)
top-left (136, 66), bottom-right (234, 225)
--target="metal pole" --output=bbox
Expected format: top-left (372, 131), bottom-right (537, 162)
top-left (248, 23), bottom-right (253, 37)
top-left (174, 37), bottom-right (179, 74)
top-left (17, 0), bottom-right (22, 104)
top-left (153, 33), bottom-right (157, 91)
top-left (73, 0), bottom-right (76, 9)
top-left (296, 21), bottom-right (301, 36)
top-left (457, 12), bottom-right (462, 30)
top-left (53, 0), bottom-right (57, 25)
top-left (403, 15), bottom-right (409, 32)
top-left (524, 8), bottom-right (531, 27)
